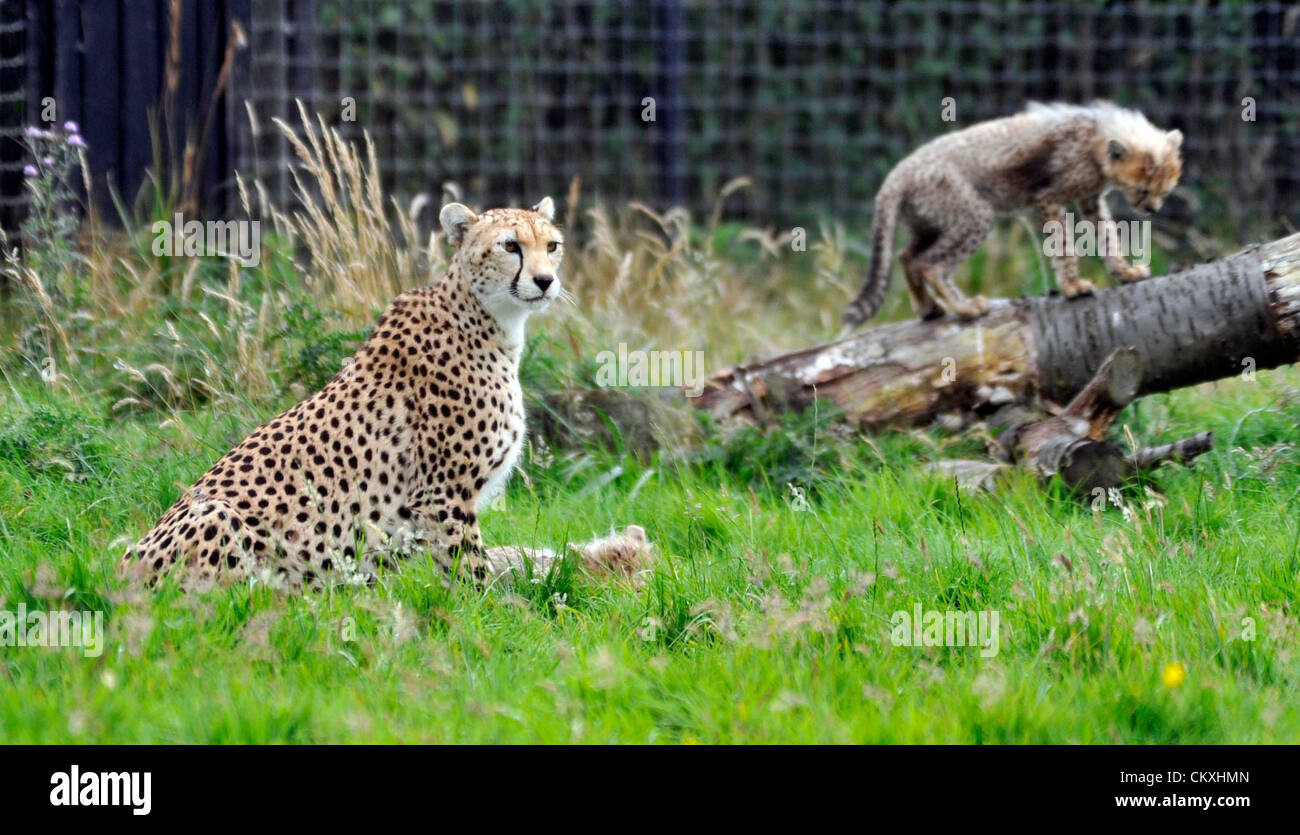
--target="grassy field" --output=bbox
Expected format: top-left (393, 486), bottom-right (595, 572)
top-left (2, 116), bottom-right (1298, 743)
top-left (2, 364), bottom-right (1299, 743)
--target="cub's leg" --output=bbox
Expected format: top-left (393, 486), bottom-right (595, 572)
top-left (900, 232), bottom-right (944, 321)
top-left (1037, 200), bottom-right (1095, 297)
top-left (485, 526), bottom-right (655, 588)
top-left (1079, 194), bottom-right (1149, 283)
top-left (907, 174), bottom-right (995, 320)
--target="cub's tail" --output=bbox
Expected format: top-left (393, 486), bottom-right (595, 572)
top-left (842, 188), bottom-right (903, 328)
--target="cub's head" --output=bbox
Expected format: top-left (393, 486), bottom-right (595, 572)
top-left (439, 197), bottom-right (565, 327)
top-left (1098, 120), bottom-right (1183, 213)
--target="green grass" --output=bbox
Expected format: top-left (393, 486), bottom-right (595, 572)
top-left (2, 359), bottom-right (1298, 743)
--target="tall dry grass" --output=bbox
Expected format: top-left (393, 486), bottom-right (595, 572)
top-left (7, 103), bottom-right (1054, 424)
top-left (244, 100), bottom-right (436, 328)
top-left (235, 103), bottom-right (868, 383)
top-left (555, 181), bottom-right (857, 367)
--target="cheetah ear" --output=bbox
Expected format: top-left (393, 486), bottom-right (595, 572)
top-left (1107, 139), bottom-right (1126, 161)
top-left (1166, 129), bottom-right (1183, 150)
top-left (439, 202), bottom-right (477, 247)
top-left (531, 196), bottom-right (555, 221)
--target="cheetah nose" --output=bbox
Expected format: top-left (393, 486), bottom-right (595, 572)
top-left (533, 275), bottom-right (555, 293)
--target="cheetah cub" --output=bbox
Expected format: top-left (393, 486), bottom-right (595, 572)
top-left (842, 101), bottom-right (1183, 327)
top-left (123, 198), bottom-right (652, 592)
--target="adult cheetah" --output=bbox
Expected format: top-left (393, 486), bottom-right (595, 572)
top-left (122, 198), bottom-right (651, 592)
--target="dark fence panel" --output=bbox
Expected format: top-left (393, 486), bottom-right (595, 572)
top-left (0, 0), bottom-right (30, 232)
top-left (4, 0), bottom-right (245, 233)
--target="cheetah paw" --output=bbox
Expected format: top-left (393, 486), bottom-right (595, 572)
top-left (1062, 280), bottom-right (1096, 298)
top-left (1114, 264), bottom-right (1150, 283)
top-left (954, 295), bottom-right (991, 320)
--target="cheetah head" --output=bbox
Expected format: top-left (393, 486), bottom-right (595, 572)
top-left (439, 197), bottom-right (564, 332)
top-left (1100, 128), bottom-right (1183, 214)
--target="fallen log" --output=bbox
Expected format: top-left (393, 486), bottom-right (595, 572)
top-left (695, 232), bottom-right (1300, 429)
top-left (960, 347), bottom-right (1214, 492)
top-left (536, 234), bottom-right (1291, 492)
top-left (996, 348), bottom-right (1137, 492)
top-left (928, 427), bottom-right (1215, 495)
top-left (994, 347), bottom-right (1140, 492)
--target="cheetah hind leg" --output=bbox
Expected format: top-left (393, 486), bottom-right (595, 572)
top-left (924, 265), bottom-right (989, 320)
top-left (901, 249), bottom-right (944, 321)
top-left (906, 179), bottom-right (994, 321)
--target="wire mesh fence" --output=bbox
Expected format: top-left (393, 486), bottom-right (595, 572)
top-left (4, 1), bottom-right (1299, 238)
top-left (236, 0), bottom-right (1300, 237)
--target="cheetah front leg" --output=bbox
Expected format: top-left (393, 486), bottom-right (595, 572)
top-left (442, 513), bottom-right (496, 587)
top-left (402, 505), bottom-right (653, 590)
top-left (1079, 194), bottom-right (1149, 284)
top-left (1037, 201), bottom-right (1095, 298)
top-left (394, 503), bottom-right (496, 587)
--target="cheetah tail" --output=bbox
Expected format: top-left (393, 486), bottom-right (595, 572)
top-left (842, 189), bottom-right (902, 328)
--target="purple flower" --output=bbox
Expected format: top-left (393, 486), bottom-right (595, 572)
top-left (23, 165), bottom-right (38, 177)
top-left (63, 121), bottom-right (79, 133)
top-left (67, 134), bottom-right (86, 148)
top-left (42, 156), bottom-right (54, 166)
top-left (25, 126), bottom-right (51, 139)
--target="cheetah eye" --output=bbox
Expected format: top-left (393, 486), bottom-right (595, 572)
top-left (547, 241), bottom-right (559, 253)
top-left (503, 240), bottom-right (519, 254)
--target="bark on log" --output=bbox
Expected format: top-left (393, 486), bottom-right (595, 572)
top-left (695, 233), bottom-right (1300, 430)
top-left (1010, 424), bottom-right (1127, 493)
top-left (1056, 346), bottom-right (1142, 439)
top-left (1128, 431), bottom-right (1215, 472)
